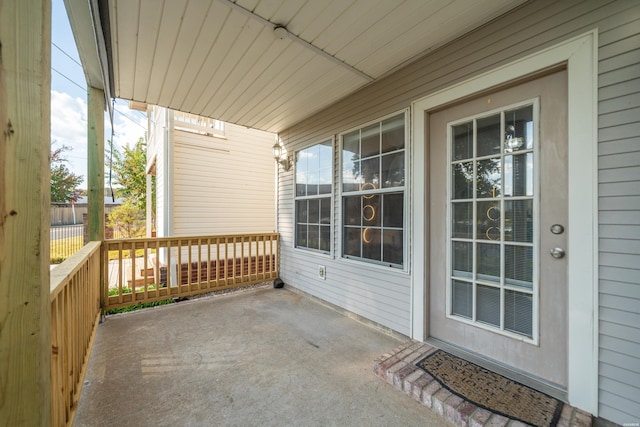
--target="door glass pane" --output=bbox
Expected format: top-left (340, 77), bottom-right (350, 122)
top-left (452, 280), bottom-right (472, 319)
top-left (477, 285), bottom-right (500, 326)
top-left (477, 200), bottom-right (500, 241)
top-left (452, 241), bottom-right (472, 278)
top-left (505, 245), bottom-right (533, 289)
top-left (452, 162), bottom-right (473, 199)
top-left (477, 243), bottom-right (500, 283)
top-left (476, 158), bottom-right (501, 198)
top-left (504, 200), bottom-right (532, 242)
top-left (452, 202), bottom-right (472, 239)
top-left (504, 153), bottom-right (533, 197)
top-left (504, 106), bottom-right (533, 153)
top-left (505, 290), bottom-right (532, 337)
top-left (453, 122), bottom-right (473, 161)
top-left (477, 114), bottom-right (501, 157)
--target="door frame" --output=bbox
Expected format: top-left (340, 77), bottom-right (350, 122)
top-left (410, 31), bottom-right (598, 414)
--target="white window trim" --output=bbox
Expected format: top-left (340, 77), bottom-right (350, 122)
top-left (293, 138), bottom-right (335, 257)
top-left (411, 31), bottom-right (598, 414)
top-left (337, 109), bottom-right (411, 272)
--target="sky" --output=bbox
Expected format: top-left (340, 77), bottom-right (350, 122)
top-left (51, 0), bottom-right (147, 188)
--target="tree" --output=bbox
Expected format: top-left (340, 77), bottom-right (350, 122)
top-left (107, 199), bottom-right (146, 238)
top-left (50, 143), bottom-right (83, 203)
top-left (108, 137), bottom-right (148, 211)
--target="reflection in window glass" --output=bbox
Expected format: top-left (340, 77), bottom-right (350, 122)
top-left (342, 113), bottom-right (405, 268)
top-left (295, 140), bottom-right (332, 253)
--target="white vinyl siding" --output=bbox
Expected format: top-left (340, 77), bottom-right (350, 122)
top-left (171, 121), bottom-right (276, 236)
top-left (276, 1), bottom-right (640, 423)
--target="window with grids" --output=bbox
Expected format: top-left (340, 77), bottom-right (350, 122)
top-left (295, 140), bottom-right (332, 253)
top-left (449, 102), bottom-right (536, 338)
top-left (342, 113), bottom-right (405, 267)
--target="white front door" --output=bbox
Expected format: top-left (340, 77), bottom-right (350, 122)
top-left (427, 70), bottom-right (568, 388)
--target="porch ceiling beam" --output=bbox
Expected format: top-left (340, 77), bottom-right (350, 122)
top-left (216, 0), bottom-right (374, 82)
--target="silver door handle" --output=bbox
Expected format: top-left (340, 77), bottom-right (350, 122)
top-left (550, 248), bottom-right (565, 259)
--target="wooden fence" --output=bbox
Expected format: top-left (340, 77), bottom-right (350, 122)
top-left (103, 233), bottom-right (279, 310)
top-left (50, 241), bottom-right (102, 426)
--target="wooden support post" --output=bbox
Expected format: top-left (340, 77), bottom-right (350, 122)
top-left (87, 86), bottom-right (104, 242)
top-left (0, 0), bottom-right (52, 425)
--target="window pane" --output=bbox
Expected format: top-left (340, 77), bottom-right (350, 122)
top-left (453, 122), bottom-right (473, 161)
top-left (362, 228), bottom-right (381, 261)
top-left (361, 157), bottom-right (379, 188)
top-left (504, 200), bottom-right (532, 243)
top-left (477, 114), bottom-right (501, 157)
top-left (343, 227), bottom-right (361, 257)
top-left (343, 131), bottom-right (359, 158)
top-left (381, 114), bottom-right (404, 153)
top-left (505, 245), bottom-right (532, 289)
top-left (383, 193), bottom-right (403, 228)
top-left (308, 199), bottom-right (320, 224)
top-left (383, 229), bottom-right (403, 265)
top-left (452, 241), bottom-right (472, 278)
top-left (319, 226), bottom-right (330, 252)
top-left (308, 225), bottom-right (319, 250)
top-left (477, 243), bottom-right (500, 283)
top-left (452, 280), bottom-right (472, 319)
top-left (296, 224), bottom-right (307, 248)
top-left (381, 151), bottom-right (404, 188)
top-left (343, 196), bottom-right (361, 225)
top-left (343, 159), bottom-right (360, 192)
top-left (361, 123), bottom-right (380, 158)
top-left (504, 153), bottom-right (533, 197)
top-left (477, 285), bottom-right (500, 327)
top-left (452, 162), bottom-right (473, 199)
top-left (504, 106), bottom-right (533, 153)
top-left (320, 198), bottom-right (331, 225)
top-left (477, 200), bottom-right (500, 241)
top-left (452, 202), bottom-right (472, 239)
top-left (363, 195), bottom-right (380, 227)
top-left (505, 290), bottom-right (532, 337)
top-left (476, 158), bottom-right (501, 198)
top-left (296, 200), bottom-right (308, 223)
top-left (319, 166), bottom-right (332, 194)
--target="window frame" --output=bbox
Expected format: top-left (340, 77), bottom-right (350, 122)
top-left (445, 98), bottom-right (540, 345)
top-left (294, 138), bottom-right (335, 255)
top-left (338, 110), bottom-right (409, 270)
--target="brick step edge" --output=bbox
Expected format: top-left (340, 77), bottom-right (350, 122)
top-left (372, 340), bottom-right (592, 427)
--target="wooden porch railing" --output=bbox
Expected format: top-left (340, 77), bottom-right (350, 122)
top-left (103, 233), bottom-right (279, 310)
top-left (50, 241), bottom-right (102, 426)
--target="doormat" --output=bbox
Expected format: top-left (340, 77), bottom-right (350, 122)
top-left (416, 350), bottom-right (563, 427)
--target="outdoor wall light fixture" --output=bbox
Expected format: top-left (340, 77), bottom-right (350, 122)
top-left (272, 141), bottom-right (292, 171)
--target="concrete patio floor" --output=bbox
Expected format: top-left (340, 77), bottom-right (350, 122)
top-left (75, 285), bottom-right (448, 426)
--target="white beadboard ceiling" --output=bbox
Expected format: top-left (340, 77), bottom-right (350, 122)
top-left (106, 0), bottom-right (525, 132)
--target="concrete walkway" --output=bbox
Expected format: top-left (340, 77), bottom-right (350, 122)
top-left (75, 286), bottom-right (448, 426)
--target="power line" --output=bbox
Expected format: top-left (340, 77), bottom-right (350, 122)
top-left (51, 66), bottom-right (85, 92)
top-left (113, 107), bottom-right (147, 131)
top-left (52, 41), bottom-right (83, 68)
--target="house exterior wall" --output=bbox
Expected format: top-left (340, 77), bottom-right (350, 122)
top-left (147, 107), bottom-right (171, 237)
top-left (276, 0), bottom-right (640, 423)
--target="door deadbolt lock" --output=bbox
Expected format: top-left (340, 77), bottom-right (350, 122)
top-left (550, 224), bottom-right (565, 235)
top-left (550, 247), bottom-right (565, 259)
